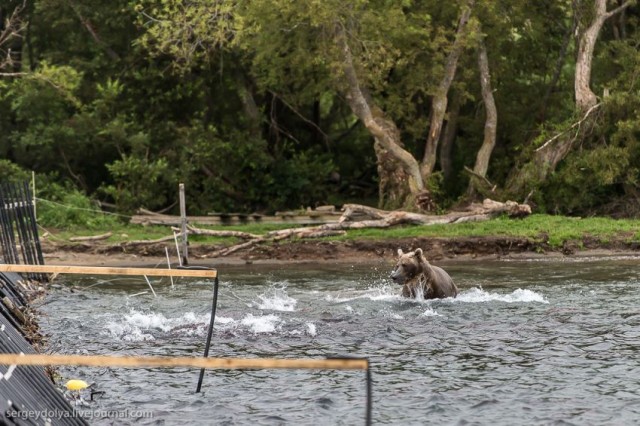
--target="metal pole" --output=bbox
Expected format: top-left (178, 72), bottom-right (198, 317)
top-left (23, 181), bottom-right (45, 267)
top-left (0, 183), bottom-right (17, 264)
top-left (196, 275), bottom-right (219, 393)
top-left (179, 183), bottom-right (188, 265)
top-left (366, 365), bottom-right (372, 426)
top-left (0, 183), bottom-right (20, 264)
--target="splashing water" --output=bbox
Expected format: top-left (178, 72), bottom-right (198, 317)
top-left (104, 309), bottom-right (210, 341)
top-left (252, 286), bottom-right (298, 311)
top-left (240, 313), bottom-right (282, 333)
top-left (457, 287), bottom-right (549, 304)
top-left (40, 260), bottom-right (640, 425)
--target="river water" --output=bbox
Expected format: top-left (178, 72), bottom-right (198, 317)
top-left (37, 257), bottom-right (640, 425)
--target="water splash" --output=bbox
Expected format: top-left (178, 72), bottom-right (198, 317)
top-left (251, 287), bottom-right (297, 312)
top-left (240, 313), bottom-right (282, 333)
top-left (457, 287), bottom-right (548, 304)
top-left (422, 307), bottom-right (441, 317)
top-left (104, 321), bottom-right (155, 342)
top-left (306, 323), bottom-right (317, 336)
top-left (325, 284), bottom-right (398, 303)
top-left (104, 309), bottom-right (210, 341)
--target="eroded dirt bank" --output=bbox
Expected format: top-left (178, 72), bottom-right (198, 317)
top-left (40, 235), bottom-right (640, 267)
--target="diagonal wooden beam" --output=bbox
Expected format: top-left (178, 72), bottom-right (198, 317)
top-left (0, 264), bottom-right (217, 278)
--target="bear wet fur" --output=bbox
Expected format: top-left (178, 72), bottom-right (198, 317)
top-left (390, 248), bottom-right (458, 299)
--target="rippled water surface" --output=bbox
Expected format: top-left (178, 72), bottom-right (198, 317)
top-left (38, 257), bottom-right (640, 425)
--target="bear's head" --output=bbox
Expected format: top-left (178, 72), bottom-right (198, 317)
top-left (390, 248), bottom-right (429, 285)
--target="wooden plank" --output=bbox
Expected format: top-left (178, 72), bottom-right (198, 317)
top-left (0, 264), bottom-right (217, 278)
top-left (0, 353), bottom-right (368, 371)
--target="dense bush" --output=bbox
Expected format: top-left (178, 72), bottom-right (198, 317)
top-left (36, 180), bottom-right (120, 229)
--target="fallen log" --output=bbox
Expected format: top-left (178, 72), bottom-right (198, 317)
top-left (185, 225), bottom-right (259, 240)
top-left (339, 199), bottom-right (530, 226)
top-left (69, 232), bottom-right (112, 242)
top-left (123, 235), bottom-right (176, 245)
top-left (99, 199), bottom-right (532, 258)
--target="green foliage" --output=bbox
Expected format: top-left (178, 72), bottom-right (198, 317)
top-left (65, 213), bottom-right (636, 250)
top-left (0, 160), bottom-right (30, 182)
top-left (544, 146), bottom-right (630, 214)
top-left (266, 149), bottom-right (335, 210)
top-left (37, 181), bottom-right (120, 229)
top-left (177, 125), bottom-right (335, 213)
top-left (335, 214), bottom-right (639, 248)
top-left (539, 32), bottom-right (640, 216)
top-left (425, 171), bottom-right (447, 211)
top-left (101, 155), bottom-right (172, 213)
top-left (1, 0), bottom-right (640, 218)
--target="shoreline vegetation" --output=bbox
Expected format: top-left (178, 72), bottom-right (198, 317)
top-left (39, 212), bottom-right (640, 267)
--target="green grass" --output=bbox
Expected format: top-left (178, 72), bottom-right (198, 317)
top-left (44, 214), bottom-right (640, 248)
top-left (335, 214), bottom-right (640, 247)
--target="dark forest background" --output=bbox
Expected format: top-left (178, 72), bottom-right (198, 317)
top-left (1, 0), bottom-right (639, 218)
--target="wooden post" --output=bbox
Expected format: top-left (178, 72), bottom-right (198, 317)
top-left (179, 183), bottom-right (188, 265)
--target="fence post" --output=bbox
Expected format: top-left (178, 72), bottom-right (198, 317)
top-left (179, 183), bottom-right (188, 265)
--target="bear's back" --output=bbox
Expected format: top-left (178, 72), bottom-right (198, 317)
top-left (429, 265), bottom-right (458, 298)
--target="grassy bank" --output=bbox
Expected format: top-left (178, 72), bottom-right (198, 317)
top-left (43, 214), bottom-right (640, 249)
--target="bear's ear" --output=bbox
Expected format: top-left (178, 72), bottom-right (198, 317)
top-left (397, 248), bottom-right (404, 257)
top-left (414, 248), bottom-right (423, 257)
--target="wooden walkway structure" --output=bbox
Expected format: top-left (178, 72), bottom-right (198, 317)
top-left (0, 261), bottom-right (371, 425)
top-left (0, 185), bottom-right (373, 424)
top-left (0, 353), bottom-right (372, 425)
top-left (0, 264), bottom-right (217, 278)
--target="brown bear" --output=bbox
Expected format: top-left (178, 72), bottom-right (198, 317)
top-left (390, 248), bottom-right (458, 299)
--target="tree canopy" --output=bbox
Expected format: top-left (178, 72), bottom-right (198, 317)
top-left (1, 0), bottom-right (639, 217)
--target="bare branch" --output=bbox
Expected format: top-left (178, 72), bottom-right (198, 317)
top-left (67, 0), bottom-right (120, 60)
top-left (269, 90), bottom-right (329, 144)
top-left (604, 0), bottom-right (635, 19)
top-left (0, 0), bottom-right (28, 73)
top-left (535, 103), bottom-right (601, 152)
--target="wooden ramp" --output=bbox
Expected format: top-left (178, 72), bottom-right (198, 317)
top-left (0, 264), bottom-right (217, 278)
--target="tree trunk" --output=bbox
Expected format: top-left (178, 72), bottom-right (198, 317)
top-left (575, 0), bottom-right (634, 112)
top-left (335, 23), bottom-right (424, 210)
top-left (237, 74), bottom-right (262, 138)
top-left (506, 0), bottom-right (633, 196)
top-left (421, 0), bottom-right (475, 179)
top-left (467, 39), bottom-right (497, 197)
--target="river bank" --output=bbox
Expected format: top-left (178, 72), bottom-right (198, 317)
top-left (40, 235), bottom-right (640, 267)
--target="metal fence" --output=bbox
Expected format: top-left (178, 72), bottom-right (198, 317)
top-left (0, 180), bottom-right (45, 281)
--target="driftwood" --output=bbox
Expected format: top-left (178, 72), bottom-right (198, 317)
top-left (337, 199), bottom-right (530, 226)
top-left (124, 235), bottom-right (176, 245)
top-left (185, 225), bottom-right (259, 240)
top-left (197, 199), bottom-right (529, 258)
top-left (72, 199), bottom-right (530, 258)
top-left (69, 232), bottom-right (112, 242)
